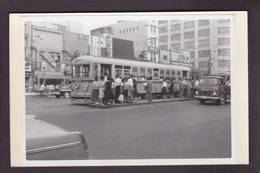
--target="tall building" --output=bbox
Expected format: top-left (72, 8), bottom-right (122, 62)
top-left (91, 21), bottom-right (160, 63)
top-left (158, 19), bottom-right (231, 74)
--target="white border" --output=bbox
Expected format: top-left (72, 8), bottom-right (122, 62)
top-left (10, 12), bottom-right (248, 167)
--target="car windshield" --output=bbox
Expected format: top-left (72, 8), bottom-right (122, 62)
top-left (199, 78), bottom-right (218, 86)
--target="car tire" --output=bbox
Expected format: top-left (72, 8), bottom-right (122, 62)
top-left (64, 92), bottom-right (71, 98)
top-left (217, 95), bottom-right (226, 105)
top-left (199, 99), bottom-right (205, 104)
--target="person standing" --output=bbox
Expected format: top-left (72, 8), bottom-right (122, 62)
top-left (146, 76), bottom-right (153, 103)
top-left (98, 76), bottom-right (105, 105)
top-left (114, 75), bottom-right (122, 103)
top-left (127, 75), bottom-right (134, 102)
top-left (91, 76), bottom-right (99, 104)
top-left (161, 78), bottom-right (168, 99)
top-left (40, 82), bottom-right (45, 96)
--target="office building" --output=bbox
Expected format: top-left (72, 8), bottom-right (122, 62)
top-left (158, 19), bottom-right (231, 74)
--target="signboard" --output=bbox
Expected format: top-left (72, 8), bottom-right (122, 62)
top-left (170, 49), bottom-right (190, 64)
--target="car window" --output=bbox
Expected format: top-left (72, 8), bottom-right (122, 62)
top-left (200, 78), bottom-right (218, 86)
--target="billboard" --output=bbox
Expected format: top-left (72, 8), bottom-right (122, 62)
top-left (170, 49), bottom-right (190, 64)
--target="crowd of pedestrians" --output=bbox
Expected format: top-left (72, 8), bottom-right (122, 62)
top-left (91, 74), bottom-right (138, 105)
top-left (90, 74), bottom-right (199, 105)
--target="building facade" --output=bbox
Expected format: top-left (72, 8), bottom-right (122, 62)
top-left (25, 22), bottom-right (89, 92)
top-left (158, 19), bottom-right (231, 75)
top-left (91, 21), bottom-right (160, 63)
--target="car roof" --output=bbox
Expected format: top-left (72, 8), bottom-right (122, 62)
top-left (26, 118), bottom-right (68, 139)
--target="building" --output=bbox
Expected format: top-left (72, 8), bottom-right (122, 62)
top-left (91, 21), bottom-right (160, 62)
top-left (158, 19), bottom-right (231, 75)
top-left (25, 22), bottom-right (89, 92)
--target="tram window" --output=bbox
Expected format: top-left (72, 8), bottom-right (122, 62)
top-left (115, 65), bottom-right (122, 68)
top-left (132, 67), bottom-right (138, 73)
top-left (140, 68), bottom-right (146, 75)
top-left (153, 68), bottom-right (159, 71)
top-left (124, 69), bottom-right (130, 77)
top-left (160, 69), bottom-right (165, 75)
top-left (75, 66), bottom-right (80, 78)
top-left (82, 64), bottom-right (90, 78)
top-left (177, 71), bottom-right (181, 76)
top-left (124, 66), bottom-right (131, 69)
top-left (115, 69), bottom-right (123, 77)
top-left (171, 70), bottom-right (175, 75)
top-left (147, 68), bottom-right (152, 75)
top-left (153, 71), bottom-right (159, 78)
top-left (166, 70), bottom-right (171, 76)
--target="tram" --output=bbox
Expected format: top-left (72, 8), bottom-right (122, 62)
top-left (70, 55), bottom-right (191, 102)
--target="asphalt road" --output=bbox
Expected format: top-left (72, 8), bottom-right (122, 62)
top-left (26, 96), bottom-right (231, 160)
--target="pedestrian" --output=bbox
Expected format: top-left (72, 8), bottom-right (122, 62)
top-left (123, 78), bottom-right (129, 103)
top-left (161, 78), bottom-right (168, 99)
top-left (111, 78), bottom-right (116, 104)
top-left (127, 75), bottom-right (134, 102)
top-left (104, 77), bottom-right (113, 105)
top-left (133, 76), bottom-right (138, 102)
top-left (146, 76), bottom-right (153, 103)
top-left (187, 78), bottom-right (192, 98)
top-left (114, 75), bottom-right (122, 103)
top-left (91, 76), bottom-right (99, 104)
top-left (174, 78), bottom-right (181, 98)
top-left (168, 78), bottom-right (174, 98)
top-left (40, 82), bottom-right (45, 96)
top-left (98, 76), bottom-right (105, 105)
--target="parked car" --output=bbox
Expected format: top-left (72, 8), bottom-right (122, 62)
top-left (26, 115), bottom-right (88, 160)
top-left (194, 76), bottom-right (230, 105)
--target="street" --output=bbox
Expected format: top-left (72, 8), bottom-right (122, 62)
top-left (26, 96), bottom-right (231, 160)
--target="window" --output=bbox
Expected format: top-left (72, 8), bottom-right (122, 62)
top-left (218, 59), bottom-right (230, 67)
top-left (82, 64), bottom-right (90, 78)
top-left (159, 20), bottom-right (168, 24)
top-left (159, 26), bottom-right (168, 33)
top-left (160, 69), bottom-right (165, 75)
top-left (140, 68), bottom-right (146, 75)
top-left (198, 28), bottom-right (210, 37)
top-left (120, 30), bottom-right (121, 34)
top-left (218, 37), bottom-right (230, 45)
top-left (217, 19), bottom-right (230, 24)
top-left (198, 20), bottom-right (210, 26)
top-left (133, 27), bottom-right (135, 32)
top-left (170, 20), bottom-right (179, 23)
top-left (218, 49), bottom-right (230, 56)
top-left (171, 23), bottom-right (181, 31)
top-left (75, 66), bottom-right (80, 77)
top-left (184, 31), bottom-right (195, 39)
top-left (171, 43), bottom-right (181, 49)
top-left (171, 33), bottom-right (181, 41)
top-left (199, 50), bottom-right (211, 57)
top-left (198, 39), bottom-right (210, 48)
top-left (198, 61), bottom-right (209, 68)
top-left (166, 70), bottom-right (171, 76)
top-left (147, 68), bottom-right (152, 76)
top-left (159, 35), bottom-right (168, 43)
top-left (184, 21), bottom-right (195, 29)
top-left (190, 51), bottom-right (195, 59)
top-left (159, 45), bottom-right (168, 50)
top-left (163, 55), bottom-right (168, 60)
top-left (171, 70), bottom-right (175, 75)
top-left (218, 27), bottom-right (230, 34)
top-left (137, 26), bottom-right (139, 30)
top-left (184, 41), bottom-right (195, 49)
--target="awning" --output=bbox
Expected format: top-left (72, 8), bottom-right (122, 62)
top-left (35, 71), bottom-right (67, 80)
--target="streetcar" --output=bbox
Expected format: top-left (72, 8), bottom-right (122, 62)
top-left (70, 55), bottom-right (191, 102)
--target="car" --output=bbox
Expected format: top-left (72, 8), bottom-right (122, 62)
top-left (194, 76), bottom-right (230, 105)
top-left (26, 115), bottom-right (88, 160)
top-left (54, 85), bottom-right (72, 98)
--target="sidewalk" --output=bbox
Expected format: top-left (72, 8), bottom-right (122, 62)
top-left (73, 97), bottom-right (195, 108)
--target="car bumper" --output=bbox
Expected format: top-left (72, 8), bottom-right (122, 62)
top-left (194, 95), bottom-right (220, 100)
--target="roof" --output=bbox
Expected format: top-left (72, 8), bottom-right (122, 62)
top-left (202, 75), bottom-right (224, 79)
top-left (72, 55), bottom-right (191, 71)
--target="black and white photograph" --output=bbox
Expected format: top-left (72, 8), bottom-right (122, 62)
top-left (10, 12), bottom-right (248, 166)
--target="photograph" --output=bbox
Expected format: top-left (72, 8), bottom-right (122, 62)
top-left (10, 12), bottom-right (248, 166)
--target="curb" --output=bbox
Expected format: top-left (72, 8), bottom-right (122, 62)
top-left (73, 98), bottom-right (195, 109)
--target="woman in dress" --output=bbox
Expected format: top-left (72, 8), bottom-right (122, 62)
top-left (98, 76), bottom-right (105, 105)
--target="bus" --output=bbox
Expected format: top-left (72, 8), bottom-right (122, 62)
top-left (70, 55), bottom-right (191, 102)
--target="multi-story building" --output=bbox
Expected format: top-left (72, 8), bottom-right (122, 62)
top-left (91, 21), bottom-right (160, 63)
top-left (25, 22), bottom-right (89, 92)
top-left (158, 19), bottom-right (231, 75)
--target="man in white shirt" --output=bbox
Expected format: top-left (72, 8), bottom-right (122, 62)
top-left (114, 75), bottom-right (122, 103)
top-left (127, 75), bottom-right (134, 102)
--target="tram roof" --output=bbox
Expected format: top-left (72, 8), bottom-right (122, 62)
top-left (72, 56), bottom-right (191, 71)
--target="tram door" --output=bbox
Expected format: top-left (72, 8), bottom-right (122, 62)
top-left (100, 64), bottom-right (112, 78)
top-left (182, 71), bottom-right (187, 79)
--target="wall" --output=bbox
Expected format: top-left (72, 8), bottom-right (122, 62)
top-left (112, 38), bottom-right (134, 60)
